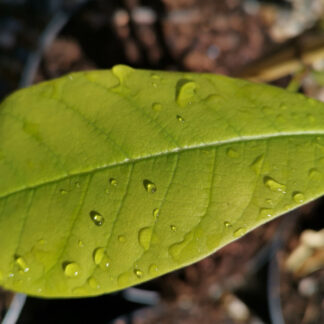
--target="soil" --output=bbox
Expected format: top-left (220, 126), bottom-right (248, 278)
top-left (0, 0), bottom-right (323, 323)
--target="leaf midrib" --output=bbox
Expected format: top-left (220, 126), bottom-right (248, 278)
top-left (0, 130), bottom-right (322, 201)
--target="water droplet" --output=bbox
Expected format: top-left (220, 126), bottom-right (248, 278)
top-left (276, 114), bottom-right (286, 123)
top-left (250, 154), bottom-right (264, 174)
top-left (205, 94), bottom-right (222, 105)
top-left (143, 179), bottom-right (157, 193)
top-left (109, 178), bottom-right (118, 186)
top-left (233, 227), bottom-right (246, 238)
top-left (148, 264), bottom-right (158, 275)
top-left (176, 79), bottom-right (197, 107)
top-left (176, 115), bottom-right (185, 123)
top-left (307, 113), bottom-right (315, 123)
top-left (93, 247), bottom-right (105, 265)
top-left (72, 286), bottom-right (88, 295)
top-left (264, 176), bottom-right (286, 193)
top-left (90, 210), bottom-right (104, 226)
top-left (151, 74), bottom-right (160, 88)
top-left (118, 272), bottom-right (130, 287)
top-left (23, 121), bottom-right (40, 138)
top-left (118, 235), bottom-right (126, 243)
top-left (75, 182), bottom-right (80, 188)
top-left (100, 254), bottom-right (111, 270)
top-left (259, 208), bottom-right (273, 218)
top-left (168, 231), bottom-right (194, 260)
top-left (112, 64), bottom-right (134, 85)
top-left (15, 256), bottom-right (29, 273)
top-left (226, 148), bottom-right (240, 158)
top-left (138, 227), bottom-right (153, 250)
top-left (63, 262), bottom-right (80, 278)
top-left (308, 168), bottom-right (321, 179)
top-left (151, 74), bottom-right (160, 80)
top-left (170, 225), bottom-right (177, 232)
top-left (88, 277), bottom-right (100, 289)
top-left (266, 199), bottom-right (273, 205)
top-left (78, 240), bottom-right (84, 248)
top-left (293, 192), bottom-right (305, 203)
top-left (153, 208), bottom-right (159, 219)
top-left (134, 269), bottom-right (143, 278)
top-left (152, 103), bottom-right (162, 111)
top-left (60, 189), bottom-right (67, 195)
top-left (224, 221), bottom-right (232, 228)
top-left (37, 239), bottom-right (45, 245)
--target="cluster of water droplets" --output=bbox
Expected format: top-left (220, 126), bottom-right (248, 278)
top-left (149, 73), bottom-right (201, 125)
top-left (78, 175), bottom-right (161, 288)
top-left (8, 67), bottom-right (321, 294)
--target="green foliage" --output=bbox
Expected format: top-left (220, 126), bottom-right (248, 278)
top-left (0, 65), bottom-right (323, 298)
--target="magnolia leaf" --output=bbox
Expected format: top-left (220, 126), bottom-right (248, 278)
top-left (0, 65), bottom-right (323, 297)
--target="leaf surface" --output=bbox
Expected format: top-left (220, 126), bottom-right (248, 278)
top-left (0, 65), bottom-right (324, 297)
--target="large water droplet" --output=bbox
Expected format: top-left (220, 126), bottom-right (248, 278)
top-left (226, 148), bottom-right (240, 158)
top-left (134, 268), bottom-right (143, 278)
top-left (90, 210), bottom-right (104, 226)
top-left (15, 256), bottom-right (29, 273)
top-left (63, 262), bottom-right (80, 278)
top-left (112, 64), bottom-right (134, 86)
top-left (176, 115), bottom-right (185, 123)
top-left (250, 154), bottom-right (264, 174)
top-left (93, 247), bottom-right (105, 265)
top-left (293, 192), bottom-right (305, 203)
top-left (138, 227), bottom-right (153, 250)
top-left (143, 179), bottom-right (157, 193)
top-left (176, 79), bottom-right (197, 107)
top-left (148, 264), bottom-right (158, 275)
top-left (233, 227), bottom-right (246, 238)
top-left (259, 208), bottom-right (273, 219)
top-left (153, 208), bottom-right (159, 220)
top-left (88, 277), bottom-right (100, 289)
top-left (152, 103), bottom-right (162, 111)
top-left (264, 176), bottom-right (286, 193)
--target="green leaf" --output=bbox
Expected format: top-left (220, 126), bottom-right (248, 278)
top-left (0, 65), bottom-right (324, 298)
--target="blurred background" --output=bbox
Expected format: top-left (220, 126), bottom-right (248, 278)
top-left (0, 0), bottom-right (323, 323)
